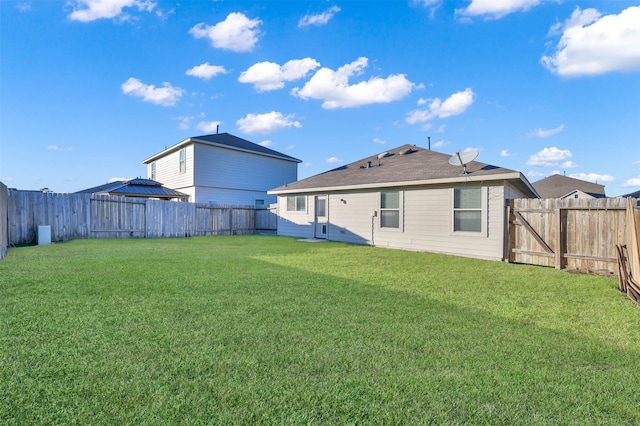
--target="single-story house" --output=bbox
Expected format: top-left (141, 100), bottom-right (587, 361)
top-left (76, 178), bottom-right (189, 201)
top-left (269, 144), bottom-right (539, 261)
top-left (143, 132), bottom-right (301, 206)
top-left (532, 174), bottom-right (606, 199)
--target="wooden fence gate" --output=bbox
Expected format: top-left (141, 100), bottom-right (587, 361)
top-left (507, 197), bottom-right (637, 275)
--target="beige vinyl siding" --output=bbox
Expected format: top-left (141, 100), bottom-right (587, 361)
top-left (397, 184), bottom-right (505, 260)
top-left (327, 192), bottom-right (377, 245)
top-left (193, 144), bottom-right (297, 204)
top-left (152, 145), bottom-right (194, 192)
top-left (277, 183), bottom-right (509, 261)
top-left (276, 195), bottom-right (314, 239)
top-left (194, 187), bottom-right (271, 206)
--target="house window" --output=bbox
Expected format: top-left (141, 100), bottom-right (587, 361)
top-left (179, 148), bottom-right (186, 174)
top-left (453, 187), bottom-right (482, 232)
top-left (286, 195), bottom-right (306, 212)
top-left (316, 197), bottom-right (326, 217)
top-left (150, 162), bottom-right (156, 180)
top-left (255, 199), bottom-right (265, 208)
top-left (380, 190), bottom-right (400, 228)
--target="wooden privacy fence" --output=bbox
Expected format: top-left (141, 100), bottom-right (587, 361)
top-left (0, 182), bottom-right (8, 259)
top-left (507, 197), bottom-right (639, 275)
top-left (6, 190), bottom-right (276, 246)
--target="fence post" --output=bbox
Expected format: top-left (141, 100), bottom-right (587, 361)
top-left (555, 208), bottom-right (564, 269)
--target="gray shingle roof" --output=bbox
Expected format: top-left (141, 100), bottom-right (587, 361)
top-left (192, 133), bottom-right (301, 163)
top-left (144, 132), bottom-right (301, 164)
top-left (532, 174), bottom-right (605, 199)
top-left (270, 144), bottom-right (537, 196)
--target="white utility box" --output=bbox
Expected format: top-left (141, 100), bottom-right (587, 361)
top-left (38, 225), bottom-right (51, 245)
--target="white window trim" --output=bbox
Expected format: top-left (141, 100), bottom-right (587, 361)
top-left (379, 190), bottom-right (404, 232)
top-left (179, 148), bottom-right (186, 174)
top-left (285, 195), bottom-right (307, 213)
top-left (451, 186), bottom-right (487, 237)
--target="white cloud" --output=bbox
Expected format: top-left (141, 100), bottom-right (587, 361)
top-left (68, 0), bottom-right (156, 22)
top-left (373, 138), bottom-right (387, 145)
top-left (1, 176), bottom-right (15, 182)
top-left (298, 6), bottom-right (340, 27)
top-left (196, 121), bottom-right (222, 133)
top-left (412, 0), bottom-right (442, 16)
top-left (236, 111), bottom-right (301, 134)
top-left (526, 147), bottom-right (572, 166)
top-left (291, 57), bottom-right (415, 109)
top-left (527, 170), bottom-right (549, 178)
top-left (285, 145), bottom-right (295, 151)
top-left (562, 161), bottom-right (578, 168)
top-left (16, 2), bottom-right (32, 12)
top-left (239, 58), bottom-right (320, 92)
top-left (108, 176), bottom-right (131, 183)
top-left (500, 150), bottom-right (514, 157)
top-left (456, 0), bottom-right (540, 19)
top-left (633, 160), bottom-right (640, 166)
top-left (569, 172), bottom-right (615, 183)
top-left (327, 157), bottom-right (342, 163)
top-left (190, 13), bottom-right (261, 52)
top-left (121, 77), bottom-right (183, 106)
top-left (529, 124), bottom-right (564, 138)
top-left (541, 6), bottom-right (640, 77)
top-left (258, 140), bottom-right (273, 147)
top-left (175, 116), bottom-right (193, 130)
top-left (406, 88), bottom-right (475, 124)
top-left (186, 63), bottom-right (228, 80)
top-left (412, 0), bottom-right (441, 6)
top-left (623, 176), bottom-right (640, 187)
top-left (47, 145), bottom-right (74, 152)
top-left (433, 139), bottom-right (450, 148)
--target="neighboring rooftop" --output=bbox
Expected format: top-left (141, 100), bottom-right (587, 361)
top-left (270, 144), bottom-right (538, 196)
top-left (532, 174), bottom-right (606, 199)
top-left (76, 178), bottom-right (188, 200)
top-left (621, 189), bottom-right (640, 198)
top-left (143, 132), bottom-right (302, 164)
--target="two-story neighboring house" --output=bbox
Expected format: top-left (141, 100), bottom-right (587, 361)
top-left (143, 133), bottom-right (301, 206)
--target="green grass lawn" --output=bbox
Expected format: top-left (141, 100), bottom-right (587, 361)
top-left (1, 236), bottom-right (639, 425)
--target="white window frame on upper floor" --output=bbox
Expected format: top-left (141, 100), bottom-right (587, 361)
top-left (179, 148), bottom-right (186, 174)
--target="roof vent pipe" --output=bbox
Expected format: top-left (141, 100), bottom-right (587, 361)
top-left (216, 124), bottom-right (219, 134)
top-left (367, 161), bottom-right (372, 168)
top-left (428, 136), bottom-right (431, 150)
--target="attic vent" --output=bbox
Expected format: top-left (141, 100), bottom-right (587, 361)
top-left (398, 148), bottom-right (414, 155)
top-left (377, 151), bottom-right (389, 166)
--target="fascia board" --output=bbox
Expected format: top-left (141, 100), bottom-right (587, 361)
top-left (269, 172), bottom-right (525, 195)
top-left (143, 138), bottom-right (192, 164)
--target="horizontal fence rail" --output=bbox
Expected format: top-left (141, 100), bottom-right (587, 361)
top-left (508, 197), bottom-right (639, 275)
top-left (5, 190), bottom-right (275, 246)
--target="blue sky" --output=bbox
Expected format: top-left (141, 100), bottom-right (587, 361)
top-left (1, 0), bottom-right (639, 196)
